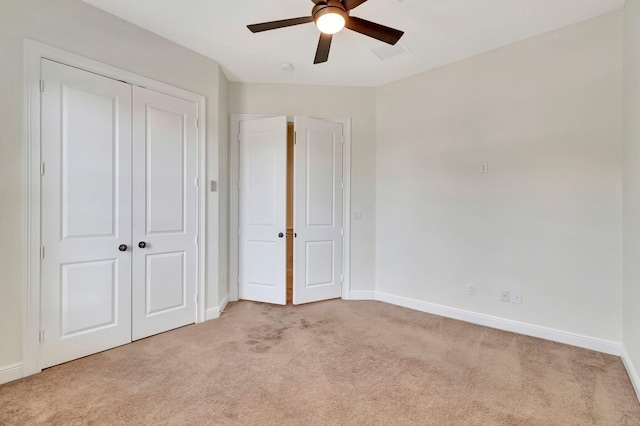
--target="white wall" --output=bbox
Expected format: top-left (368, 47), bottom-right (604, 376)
top-left (375, 12), bottom-right (623, 342)
top-left (217, 72), bottom-right (230, 307)
top-left (0, 0), bottom-right (225, 369)
top-left (623, 0), bottom-right (640, 396)
top-left (229, 83), bottom-right (377, 294)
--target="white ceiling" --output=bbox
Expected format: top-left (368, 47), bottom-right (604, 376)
top-left (82, 0), bottom-right (625, 87)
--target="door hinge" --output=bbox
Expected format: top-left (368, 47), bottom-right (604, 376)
top-left (195, 236), bottom-right (198, 245)
top-left (40, 246), bottom-right (45, 259)
top-left (40, 162), bottom-right (45, 176)
top-left (194, 177), bottom-right (199, 187)
top-left (237, 132), bottom-right (241, 143)
top-left (39, 330), bottom-right (45, 343)
top-left (194, 293), bottom-right (198, 304)
top-left (195, 118), bottom-right (199, 128)
top-left (340, 274), bottom-right (344, 283)
top-left (341, 135), bottom-right (344, 144)
top-left (39, 80), bottom-right (44, 93)
top-left (340, 229), bottom-right (344, 236)
top-left (294, 131), bottom-right (297, 145)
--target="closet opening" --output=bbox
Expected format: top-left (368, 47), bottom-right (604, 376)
top-left (231, 113), bottom-right (351, 306)
top-left (286, 123), bottom-right (294, 304)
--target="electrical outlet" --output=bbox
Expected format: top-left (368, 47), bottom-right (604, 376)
top-left (467, 284), bottom-right (475, 296)
top-left (512, 292), bottom-right (522, 304)
top-left (501, 291), bottom-right (510, 302)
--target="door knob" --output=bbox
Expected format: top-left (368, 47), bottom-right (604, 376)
top-left (278, 233), bottom-right (284, 238)
top-left (138, 241), bottom-right (146, 248)
top-left (119, 244), bottom-right (127, 252)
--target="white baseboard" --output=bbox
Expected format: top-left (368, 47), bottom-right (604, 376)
top-left (374, 291), bottom-right (621, 356)
top-left (622, 346), bottom-right (640, 402)
top-left (219, 295), bottom-right (229, 315)
top-left (205, 295), bottom-right (230, 321)
top-left (0, 362), bottom-right (23, 385)
top-left (348, 290), bottom-right (376, 300)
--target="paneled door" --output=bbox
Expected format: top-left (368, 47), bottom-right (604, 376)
top-left (293, 117), bottom-right (343, 304)
top-left (237, 116), bottom-right (344, 306)
top-left (40, 59), bottom-right (133, 368)
top-left (238, 116), bottom-right (288, 305)
top-left (40, 60), bottom-right (199, 368)
top-left (131, 87), bottom-right (198, 340)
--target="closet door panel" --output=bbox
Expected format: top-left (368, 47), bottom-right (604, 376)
top-left (238, 116), bottom-right (288, 305)
top-left (40, 59), bottom-right (133, 369)
top-left (293, 117), bottom-right (343, 305)
top-left (132, 87), bottom-right (198, 340)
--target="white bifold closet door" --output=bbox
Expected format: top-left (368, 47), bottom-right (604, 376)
top-left (238, 116), bottom-right (343, 306)
top-left (40, 59), bottom-right (197, 369)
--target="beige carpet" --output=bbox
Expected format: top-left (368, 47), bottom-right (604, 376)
top-left (1, 300), bottom-right (639, 425)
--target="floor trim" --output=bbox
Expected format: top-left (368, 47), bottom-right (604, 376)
top-left (0, 362), bottom-right (24, 385)
top-left (348, 290), bottom-right (376, 300)
top-left (205, 295), bottom-right (230, 321)
top-left (374, 291), bottom-right (622, 356)
top-left (622, 346), bottom-right (640, 402)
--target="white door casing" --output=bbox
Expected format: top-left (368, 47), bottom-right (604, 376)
top-left (229, 114), bottom-right (351, 305)
top-left (24, 42), bottom-right (207, 377)
top-left (40, 59), bottom-right (133, 368)
top-left (238, 116), bottom-right (288, 305)
top-left (131, 87), bottom-right (198, 340)
top-left (293, 117), bottom-right (344, 305)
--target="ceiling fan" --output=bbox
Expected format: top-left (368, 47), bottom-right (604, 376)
top-left (247, 0), bottom-right (405, 64)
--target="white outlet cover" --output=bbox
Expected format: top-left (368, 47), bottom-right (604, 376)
top-left (512, 292), bottom-right (522, 304)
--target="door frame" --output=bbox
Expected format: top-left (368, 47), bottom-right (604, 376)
top-left (23, 40), bottom-right (207, 376)
top-left (229, 114), bottom-right (351, 303)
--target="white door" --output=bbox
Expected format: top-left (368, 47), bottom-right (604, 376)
top-left (40, 59), bottom-right (133, 368)
top-left (239, 116), bottom-right (288, 305)
top-left (131, 87), bottom-right (198, 340)
top-left (293, 117), bottom-right (344, 305)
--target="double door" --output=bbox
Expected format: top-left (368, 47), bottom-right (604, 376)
top-left (239, 116), bottom-right (344, 305)
top-left (40, 59), bottom-right (198, 368)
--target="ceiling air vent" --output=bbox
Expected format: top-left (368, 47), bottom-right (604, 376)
top-left (371, 41), bottom-right (408, 61)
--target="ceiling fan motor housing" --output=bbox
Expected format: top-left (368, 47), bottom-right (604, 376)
top-left (312, 0), bottom-right (349, 24)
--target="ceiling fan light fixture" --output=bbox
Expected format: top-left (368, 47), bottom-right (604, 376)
top-left (247, 0), bottom-right (405, 65)
top-left (314, 2), bottom-right (348, 35)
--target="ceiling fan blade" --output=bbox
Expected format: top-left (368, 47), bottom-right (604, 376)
top-left (247, 16), bottom-right (314, 33)
top-left (314, 33), bottom-right (333, 64)
top-left (342, 0), bottom-right (368, 11)
top-left (345, 16), bottom-right (404, 45)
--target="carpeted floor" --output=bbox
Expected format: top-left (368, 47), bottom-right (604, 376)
top-left (1, 300), bottom-right (639, 425)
